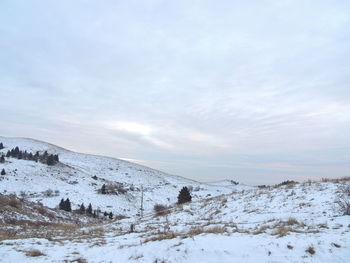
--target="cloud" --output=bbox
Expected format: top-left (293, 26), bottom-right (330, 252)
top-left (0, 0), bottom-right (350, 184)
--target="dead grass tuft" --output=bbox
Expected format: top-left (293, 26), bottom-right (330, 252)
top-left (25, 249), bottom-right (46, 257)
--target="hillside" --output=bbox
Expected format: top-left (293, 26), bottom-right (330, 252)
top-left (0, 179), bottom-right (349, 262)
top-left (0, 136), bottom-right (239, 217)
top-left (0, 136), bottom-right (349, 262)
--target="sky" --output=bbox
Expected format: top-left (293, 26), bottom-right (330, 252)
top-left (0, 0), bottom-right (349, 185)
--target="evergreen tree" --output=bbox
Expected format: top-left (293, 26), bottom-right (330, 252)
top-left (0, 155), bottom-right (5, 163)
top-left (14, 147), bottom-right (19, 157)
top-left (6, 150), bottom-right (10, 157)
top-left (79, 203), bottom-right (85, 214)
top-left (101, 184), bottom-right (106, 194)
top-left (87, 203), bottom-right (93, 215)
top-left (0, 142), bottom-right (4, 149)
top-left (177, 186), bottom-right (192, 204)
top-left (109, 212), bottom-right (113, 219)
top-left (103, 211), bottom-right (108, 217)
top-left (64, 198), bottom-right (72, 212)
top-left (93, 210), bottom-right (97, 218)
top-left (47, 154), bottom-right (55, 165)
top-left (1, 169), bottom-right (6, 175)
top-left (59, 198), bottom-right (65, 210)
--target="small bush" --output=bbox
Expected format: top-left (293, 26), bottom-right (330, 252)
top-left (336, 185), bottom-right (350, 215)
top-left (305, 246), bottom-right (315, 255)
top-left (153, 204), bottom-right (169, 216)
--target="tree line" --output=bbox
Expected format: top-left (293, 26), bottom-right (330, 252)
top-left (58, 198), bottom-right (114, 219)
top-left (0, 143), bottom-right (59, 166)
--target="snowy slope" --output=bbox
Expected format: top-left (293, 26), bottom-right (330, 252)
top-left (0, 180), bottom-right (349, 262)
top-left (0, 136), bottom-right (237, 216)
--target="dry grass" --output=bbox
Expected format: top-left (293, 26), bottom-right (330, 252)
top-left (71, 258), bottom-right (88, 263)
top-left (331, 242), bottom-right (341, 248)
top-left (321, 177), bottom-right (350, 182)
top-left (24, 249), bottom-right (46, 257)
top-left (143, 225), bottom-right (227, 243)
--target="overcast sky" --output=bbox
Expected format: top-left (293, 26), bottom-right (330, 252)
top-left (1, 0), bottom-right (349, 185)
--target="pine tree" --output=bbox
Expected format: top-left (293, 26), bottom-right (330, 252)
top-left (0, 155), bottom-right (5, 163)
top-left (79, 203), bottom-right (85, 214)
top-left (6, 150), bottom-right (10, 157)
top-left (104, 211), bottom-right (108, 217)
top-left (109, 212), bottom-right (113, 219)
top-left (177, 186), bottom-right (192, 204)
top-left (1, 169), bottom-right (6, 175)
top-left (0, 142), bottom-right (4, 149)
top-left (47, 155), bottom-right (55, 165)
top-left (14, 147), bottom-right (19, 157)
top-left (101, 184), bottom-right (106, 194)
top-left (64, 198), bottom-right (72, 212)
top-left (59, 198), bottom-right (65, 210)
top-left (87, 203), bottom-right (93, 215)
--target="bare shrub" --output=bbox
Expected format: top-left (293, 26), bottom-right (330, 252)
top-left (153, 204), bottom-right (169, 216)
top-left (305, 246), bottom-right (315, 255)
top-left (336, 185), bottom-right (350, 215)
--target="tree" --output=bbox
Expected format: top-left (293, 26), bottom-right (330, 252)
top-left (79, 203), bottom-right (85, 214)
top-left (177, 186), bottom-right (192, 204)
top-left (0, 142), bottom-right (4, 149)
top-left (47, 155), bottom-right (55, 165)
top-left (0, 155), bottom-right (5, 163)
top-left (101, 184), bottom-right (106, 194)
top-left (14, 147), bottom-right (19, 157)
top-left (1, 169), bottom-right (6, 175)
top-left (86, 203), bottom-right (93, 215)
top-left (64, 198), bottom-right (72, 212)
top-left (109, 212), bottom-right (113, 219)
top-left (59, 198), bottom-right (65, 210)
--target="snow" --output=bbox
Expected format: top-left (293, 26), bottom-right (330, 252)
top-left (0, 136), bottom-right (349, 262)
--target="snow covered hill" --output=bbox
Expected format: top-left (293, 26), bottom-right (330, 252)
top-left (0, 178), bottom-right (349, 262)
top-left (0, 136), bottom-right (238, 217)
top-left (0, 136), bottom-right (349, 262)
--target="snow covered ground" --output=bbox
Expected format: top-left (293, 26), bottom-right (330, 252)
top-left (0, 136), bottom-right (349, 262)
